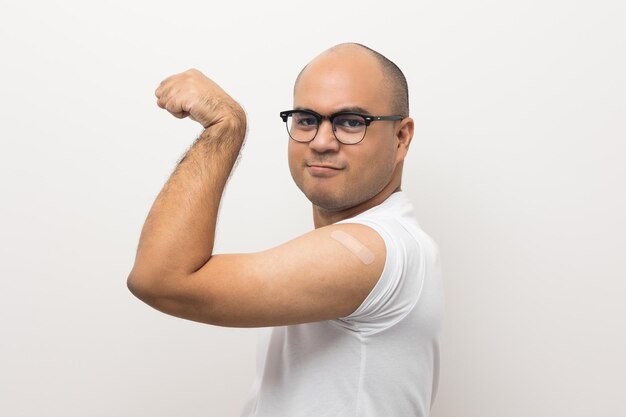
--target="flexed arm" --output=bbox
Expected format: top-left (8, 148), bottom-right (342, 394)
top-left (127, 69), bottom-right (246, 303)
top-left (127, 69), bottom-right (387, 328)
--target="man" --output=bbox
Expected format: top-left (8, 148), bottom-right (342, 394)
top-left (127, 43), bottom-right (444, 417)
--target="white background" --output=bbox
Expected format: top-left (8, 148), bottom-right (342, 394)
top-left (1, 1), bottom-right (624, 416)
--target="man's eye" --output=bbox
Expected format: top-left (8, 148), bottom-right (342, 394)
top-left (335, 116), bottom-right (365, 128)
top-left (295, 117), bottom-right (317, 127)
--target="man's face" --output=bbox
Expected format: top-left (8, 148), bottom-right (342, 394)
top-left (288, 50), bottom-right (402, 212)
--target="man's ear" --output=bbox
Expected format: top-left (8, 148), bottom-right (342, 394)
top-left (395, 117), bottom-right (414, 163)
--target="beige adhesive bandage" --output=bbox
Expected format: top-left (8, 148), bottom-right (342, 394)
top-left (330, 230), bottom-right (375, 265)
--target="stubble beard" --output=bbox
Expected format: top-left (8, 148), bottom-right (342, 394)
top-left (302, 170), bottom-right (392, 213)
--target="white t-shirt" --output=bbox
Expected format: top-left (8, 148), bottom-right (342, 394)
top-left (238, 191), bottom-right (444, 417)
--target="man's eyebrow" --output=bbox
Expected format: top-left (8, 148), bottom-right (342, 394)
top-left (335, 106), bottom-right (371, 115)
top-left (293, 106), bottom-right (372, 115)
top-left (293, 106), bottom-right (316, 112)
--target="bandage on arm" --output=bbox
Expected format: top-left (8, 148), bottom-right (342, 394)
top-left (331, 230), bottom-right (375, 265)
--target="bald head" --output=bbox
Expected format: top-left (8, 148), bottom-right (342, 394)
top-left (294, 43), bottom-right (409, 117)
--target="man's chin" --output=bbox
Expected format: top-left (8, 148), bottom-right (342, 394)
top-left (304, 190), bottom-right (352, 212)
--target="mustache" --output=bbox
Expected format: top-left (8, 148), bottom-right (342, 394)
top-left (307, 154), bottom-right (341, 165)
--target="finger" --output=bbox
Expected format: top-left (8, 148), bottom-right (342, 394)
top-left (155, 84), bottom-right (168, 107)
top-left (156, 85), bottom-right (178, 109)
top-left (164, 97), bottom-right (181, 115)
top-left (155, 79), bottom-right (169, 99)
top-left (155, 74), bottom-right (178, 99)
top-left (165, 97), bottom-right (192, 120)
top-left (172, 111), bottom-right (190, 119)
top-left (157, 92), bottom-right (171, 109)
top-left (156, 96), bottom-right (165, 109)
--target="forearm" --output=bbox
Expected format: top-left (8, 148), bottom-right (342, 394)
top-left (130, 114), bottom-right (246, 282)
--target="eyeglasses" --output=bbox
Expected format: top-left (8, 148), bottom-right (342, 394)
top-left (279, 109), bottom-right (404, 145)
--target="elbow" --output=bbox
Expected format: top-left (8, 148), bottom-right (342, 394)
top-left (126, 266), bottom-right (187, 313)
top-left (126, 271), bottom-right (143, 299)
top-left (126, 268), bottom-right (202, 322)
top-left (126, 267), bottom-right (161, 303)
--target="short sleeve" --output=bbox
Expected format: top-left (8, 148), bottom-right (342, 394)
top-left (334, 218), bottom-right (425, 335)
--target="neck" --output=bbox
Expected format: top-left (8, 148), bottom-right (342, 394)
top-left (312, 181), bottom-right (402, 228)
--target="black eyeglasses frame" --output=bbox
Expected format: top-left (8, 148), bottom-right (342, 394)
top-left (279, 109), bottom-right (405, 145)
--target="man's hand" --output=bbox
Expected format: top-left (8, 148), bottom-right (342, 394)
top-left (155, 68), bottom-right (245, 130)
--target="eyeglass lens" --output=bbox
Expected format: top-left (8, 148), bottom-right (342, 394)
top-left (286, 112), bottom-right (367, 144)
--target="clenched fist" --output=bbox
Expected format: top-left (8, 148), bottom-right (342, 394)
top-left (155, 68), bottom-right (245, 129)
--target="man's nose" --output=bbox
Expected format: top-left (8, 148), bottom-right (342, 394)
top-left (309, 119), bottom-right (340, 152)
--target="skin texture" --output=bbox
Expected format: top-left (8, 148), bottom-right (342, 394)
top-left (127, 44), bottom-right (415, 327)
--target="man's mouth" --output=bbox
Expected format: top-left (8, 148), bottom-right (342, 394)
top-left (308, 163), bottom-right (341, 170)
top-left (306, 163), bottom-right (344, 177)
